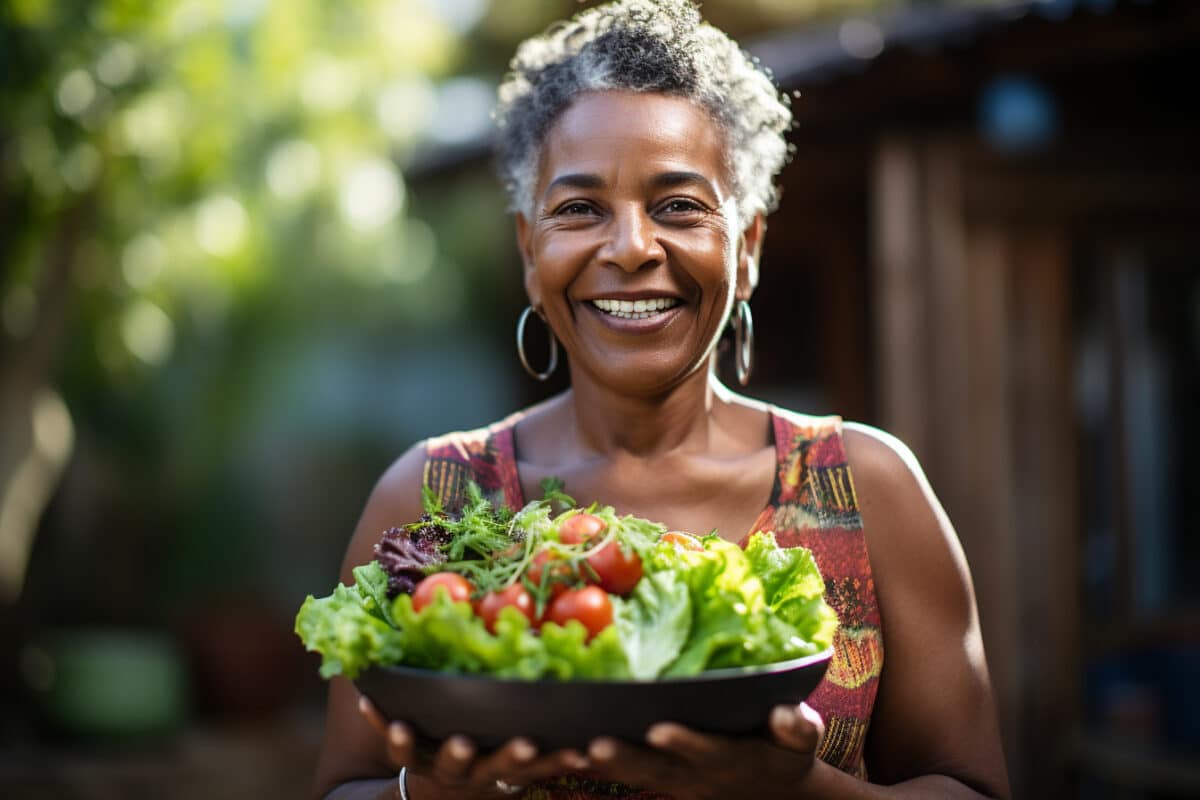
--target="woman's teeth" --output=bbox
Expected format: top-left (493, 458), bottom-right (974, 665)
top-left (590, 297), bottom-right (679, 319)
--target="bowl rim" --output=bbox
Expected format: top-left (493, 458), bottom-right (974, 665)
top-left (360, 646), bottom-right (833, 687)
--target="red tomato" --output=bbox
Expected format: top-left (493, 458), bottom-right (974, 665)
top-left (586, 541), bottom-right (643, 596)
top-left (411, 572), bottom-right (473, 612)
top-left (558, 513), bottom-right (606, 544)
top-left (545, 586), bottom-right (613, 641)
top-left (526, 551), bottom-right (570, 600)
top-left (475, 584), bottom-right (536, 634)
top-left (660, 531), bottom-right (704, 551)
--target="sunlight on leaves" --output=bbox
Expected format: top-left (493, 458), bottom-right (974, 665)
top-left (122, 233), bottom-right (168, 290)
top-left (194, 194), bottom-right (248, 257)
top-left (338, 159), bottom-right (405, 233)
top-left (300, 53), bottom-right (362, 113)
top-left (121, 299), bottom-right (175, 366)
top-left (376, 77), bottom-right (437, 144)
top-left (96, 41), bottom-right (140, 87)
top-left (56, 70), bottom-right (98, 119)
top-left (265, 140), bottom-right (323, 201)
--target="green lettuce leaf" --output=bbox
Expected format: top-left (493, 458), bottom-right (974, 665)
top-left (386, 591), bottom-right (630, 680)
top-left (662, 534), bottom-right (836, 676)
top-left (353, 561), bottom-right (397, 628)
top-left (387, 592), bottom-right (547, 677)
top-left (659, 541), bottom-right (759, 676)
top-left (744, 531), bottom-right (839, 648)
top-left (613, 569), bottom-right (692, 679)
top-left (539, 621), bottom-right (630, 679)
top-left (294, 582), bottom-right (405, 679)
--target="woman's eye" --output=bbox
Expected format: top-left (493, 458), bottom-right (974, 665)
top-left (659, 199), bottom-right (705, 215)
top-left (557, 202), bottom-right (594, 216)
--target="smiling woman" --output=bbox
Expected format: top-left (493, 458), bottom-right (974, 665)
top-left (313, 2), bottom-right (1010, 799)
top-left (516, 91), bottom-right (754, 399)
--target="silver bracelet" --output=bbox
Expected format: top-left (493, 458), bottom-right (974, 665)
top-left (398, 766), bottom-right (411, 800)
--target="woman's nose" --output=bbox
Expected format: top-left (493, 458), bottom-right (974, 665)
top-left (602, 205), bottom-right (665, 272)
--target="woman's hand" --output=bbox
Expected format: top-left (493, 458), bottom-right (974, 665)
top-left (357, 695), bottom-right (589, 799)
top-left (581, 702), bottom-right (826, 800)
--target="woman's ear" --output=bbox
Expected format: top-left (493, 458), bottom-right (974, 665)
top-left (515, 212), bottom-right (542, 308)
top-left (735, 213), bottom-right (765, 301)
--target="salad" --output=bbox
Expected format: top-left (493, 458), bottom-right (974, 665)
top-left (295, 480), bottom-right (837, 681)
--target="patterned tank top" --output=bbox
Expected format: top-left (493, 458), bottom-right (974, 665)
top-left (422, 406), bottom-right (883, 797)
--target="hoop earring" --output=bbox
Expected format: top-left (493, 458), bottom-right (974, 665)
top-left (733, 299), bottom-right (754, 386)
top-left (516, 305), bottom-right (558, 381)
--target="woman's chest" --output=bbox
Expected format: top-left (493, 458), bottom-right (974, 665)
top-left (516, 446), bottom-right (777, 543)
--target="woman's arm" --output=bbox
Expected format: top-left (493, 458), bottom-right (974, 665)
top-left (841, 422), bottom-right (1010, 798)
top-left (312, 443), bottom-right (429, 799)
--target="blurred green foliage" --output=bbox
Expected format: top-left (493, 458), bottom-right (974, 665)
top-left (0, 0), bottom-right (973, 622)
top-left (4, 0), bottom-right (475, 376)
top-left (1, 0), bottom-right (532, 621)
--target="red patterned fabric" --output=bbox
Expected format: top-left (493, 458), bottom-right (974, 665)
top-left (422, 407), bottom-right (882, 796)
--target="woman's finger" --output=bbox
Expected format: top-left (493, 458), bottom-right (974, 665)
top-left (523, 747), bottom-right (592, 781)
top-left (384, 721), bottom-right (418, 769)
top-left (471, 740), bottom-right (590, 789)
top-left (429, 735), bottom-right (476, 785)
top-left (644, 722), bottom-right (725, 764)
top-left (586, 736), bottom-right (676, 790)
top-left (468, 737), bottom-right (537, 783)
top-left (357, 695), bottom-right (388, 737)
top-left (357, 695), bottom-right (419, 770)
top-left (769, 702), bottom-right (824, 754)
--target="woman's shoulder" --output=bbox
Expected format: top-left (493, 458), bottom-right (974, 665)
top-left (758, 398), bottom-right (921, 485)
top-left (765, 405), bottom-right (939, 538)
top-left (762, 405), bottom-right (925, 504)
top-left (841, 421), bottom-right (922, 481)
top-left (369, 412), bottom-right (523, 516)
top-left (756, 401), bottom-right (868, 448)
top-left (838, 421), bottom-right (937, 516)
top-left (424, 408), bottom-right (526, 455)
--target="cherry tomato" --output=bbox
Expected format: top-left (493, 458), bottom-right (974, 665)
top-left (475, 583), bottom-right (536, 634)
top-left (545, 585), bottom-right (613, 641)
top-left (660, 531), bottom-right (704, 551)
top-left (558, 513), bottom-right (606, 544)
top-left (526, 551), bottom-right (571, 600)
top-left (585, 541), bottom-right (643, 596)
top-left (411, 572), bottom-right (473, 612)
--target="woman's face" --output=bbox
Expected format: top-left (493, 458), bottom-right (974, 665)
top-left (516, 90), bottom-right (762, 397)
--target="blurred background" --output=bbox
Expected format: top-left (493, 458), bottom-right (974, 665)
top-left (1, 0), bottom-right (1197, 797)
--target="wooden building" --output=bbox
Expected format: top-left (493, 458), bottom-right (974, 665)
top-left (747, 1), bottom-right (1200, 796)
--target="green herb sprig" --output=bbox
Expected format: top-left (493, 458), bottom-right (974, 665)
top-left (418, 480), bottom-right (664, 612)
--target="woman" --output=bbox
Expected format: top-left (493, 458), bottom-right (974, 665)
top-left (314, 1), bottom-right (1009, 798)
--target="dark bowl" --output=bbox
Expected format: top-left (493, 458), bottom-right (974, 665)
top-left (355, 648), bottom-right (832, 751)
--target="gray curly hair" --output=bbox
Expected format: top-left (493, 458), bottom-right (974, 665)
top-left (494, 0), bottom-right (792, 223)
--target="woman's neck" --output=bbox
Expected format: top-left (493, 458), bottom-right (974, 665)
top-left (562, 362), bottom-right (742, 458)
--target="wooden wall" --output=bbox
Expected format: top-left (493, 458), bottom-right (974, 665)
top-left (867, 130), bottom-right (1199, 796)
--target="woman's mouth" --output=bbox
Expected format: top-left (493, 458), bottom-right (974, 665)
top-left (589, 297), bottom-right (680, 320)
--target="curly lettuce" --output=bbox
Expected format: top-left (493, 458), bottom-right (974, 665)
top-left (295, 529), bottom-right (836, 681)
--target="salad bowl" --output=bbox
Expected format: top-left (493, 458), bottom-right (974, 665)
top-left (354, 647), bottom-right (832, 750)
